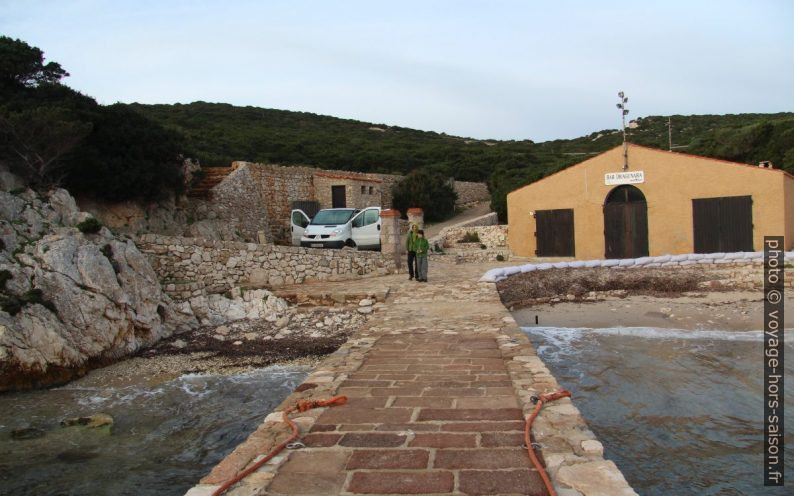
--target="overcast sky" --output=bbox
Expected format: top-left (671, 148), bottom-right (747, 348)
top-left (2, 0), bottom-right (793, 141)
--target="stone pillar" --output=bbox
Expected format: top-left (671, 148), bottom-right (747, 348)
top-left (380, 209), bottom-right (402, 271)
top-left (407, 208), bottom-right (424, 230)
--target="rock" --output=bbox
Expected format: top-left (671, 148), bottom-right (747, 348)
top-left (358, 298), bottom-right (374, 307)
top-left (581, 439), bottom-right (604, 455)
top-left (212, 334), bottom-right (226, 341)
top-left (357, 307), bottom-right (373, 314)
top-left (215, 325), bottom-right (231, 336)
top-left (556, 460), bottom-right (638, 496)
top-left (56, 450), bottom-right (101, 463)
top-left (60, 413), bottom-right (114, 429)
top-left (171, 339), bottom-right (187, 349)
top-left (233, 340), bottom-right (243, 345)
top-left (11, 426), bottom-right (46, 440)
top-left (275, 316), bottom-right (290, 328)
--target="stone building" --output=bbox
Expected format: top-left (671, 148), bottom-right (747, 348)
top-left (508, 144), bottom-right (794, 259)
top-left (196, 162), bottom-right (488, 244)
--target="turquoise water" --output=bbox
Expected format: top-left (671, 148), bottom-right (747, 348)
top-left (0, 366), bottom-right (308, 496)
top-left (523, 326), bottom-right (793, 496)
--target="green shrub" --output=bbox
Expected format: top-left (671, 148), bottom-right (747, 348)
top-left (459, 231), bottom-right (480, 243)
top-left (20, 288), bottom-right (56, 313)
top-left (392, 170), bottom-right (458, 223)
top-left (77, 217), bottom-right (102, 233)
top-left (479, 243), bottom-right (487, 250)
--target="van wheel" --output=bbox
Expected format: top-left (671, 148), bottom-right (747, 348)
top-left (345, 239), bottom-right (356, 248)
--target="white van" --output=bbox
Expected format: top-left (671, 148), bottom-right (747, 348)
top-left (291, 207), bottom-right (381, 250)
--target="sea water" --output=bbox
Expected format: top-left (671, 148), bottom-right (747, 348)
top-left (523, 326), bottom-right (793, 496)
top-left (0, 366), bottom-right (308, 496)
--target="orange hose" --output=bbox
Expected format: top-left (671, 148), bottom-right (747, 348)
top-left (211, 395), bottom-right (348, 496)
top-left (524, 389), bottom-right (572, 496)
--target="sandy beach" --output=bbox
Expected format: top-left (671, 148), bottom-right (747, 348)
top-left (512, 289), bottom-right (792, 331)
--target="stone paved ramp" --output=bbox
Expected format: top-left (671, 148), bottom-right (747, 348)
top-left (187, 262), bottom-right (637, 496)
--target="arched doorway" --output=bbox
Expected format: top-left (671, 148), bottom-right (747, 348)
top-left (603, 185), bottom-right (649, 259)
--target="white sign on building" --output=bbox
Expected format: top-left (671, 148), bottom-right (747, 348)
top-left (605, 170), bottom-right (644, 185)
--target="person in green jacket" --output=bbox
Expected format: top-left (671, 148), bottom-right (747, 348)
top-left (415, 229), bottom-right (430, 282)
top-left (405, 223), bottom-right (420, 280)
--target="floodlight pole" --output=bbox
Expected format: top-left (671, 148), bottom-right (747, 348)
top-left (616, 91), bottom-right (629, 171)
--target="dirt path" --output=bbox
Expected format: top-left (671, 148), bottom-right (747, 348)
top-left (423, 201), bottom-right (492, 239)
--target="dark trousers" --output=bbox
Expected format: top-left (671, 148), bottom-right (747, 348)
top-left (407, 251), bottom-right (418, 278)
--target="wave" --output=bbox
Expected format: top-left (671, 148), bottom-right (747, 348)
top-left (522, 326), bottom-right (793, 344)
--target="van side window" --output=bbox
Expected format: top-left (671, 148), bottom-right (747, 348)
top-left (292, 211), bottom-right (309, 228)
top-left (352, 214), bottom-right (364, 228)
top-left (364, 209), bottom-right (379, 226)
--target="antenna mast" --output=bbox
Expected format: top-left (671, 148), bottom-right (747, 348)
top-left (668, 116), bottom-right (672, 151)
top-left (617, 91), bottom-right (629, 170)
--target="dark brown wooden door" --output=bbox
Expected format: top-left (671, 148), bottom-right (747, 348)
top-left (535, 209), bottom-right (575, 256)
top-left (331, 185), bottom-right (346, 208)
top-left (692, 195), bottom-right (753, 253)
top-left (604, 186), bottom-right (649, 259)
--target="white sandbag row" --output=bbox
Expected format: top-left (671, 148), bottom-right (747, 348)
top-left (479, 251), bottom-right (794, 283)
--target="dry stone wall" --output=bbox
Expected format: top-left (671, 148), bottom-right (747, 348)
top-left (454, 181), bottom-right (490, 207)
top-left (442, 225), bottom-right (508, 249)
top-left (136, 234), bottom-right (395, 298)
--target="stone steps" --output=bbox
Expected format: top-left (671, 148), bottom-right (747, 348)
top-left (187, 167), bottom-right (235, 198)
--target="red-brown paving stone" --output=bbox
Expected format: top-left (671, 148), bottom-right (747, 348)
top-left (375, 423), bottom-right (441, 432)
top-left (341, 380), bottom-right (394, 387)
top-left (374, 373), bottom-right (417, 380)
top-left (347, 471), bottom-right (455, 494)
top-left (417, 408), bottom-right (524, 421)
top-left (336, 387), bottom-right (372, 397)
top-left (339, 433), bottom-right (407, 447)
top-left (339, 424), bottom-right (376, 431)
top-left (422, 387), bottom-right (485, 397)
top-left (310, 424), bottom-right (337, 432)
top-left (317, 407), bottom-right (412, 424)
top-left (456, 396), bottom-right (520, 409)
top-left (370, 386), bottom-right (426, 397)
top-left (278, 451), bottom-right (351, 474)
top-left (392, 397), bottom-right (454, 408)
top-left (441, 421), bottom-right (525, 432)
top-left (340, 397), bottom-right (391, 409)
top-left (480, 431), bottom-right (527, 447)
top-left (434, 449), bottom-right (531, 469)
top-left (409, 433), bottom-right (478, 448)
top-left (267, 472), bottom-right (347, 495)
top-left (301, 433), bottom-right (342, 447)
top-left (459, 469), bottom-right (548, 496)
top-left (346, 449), bottom-right (430, 469)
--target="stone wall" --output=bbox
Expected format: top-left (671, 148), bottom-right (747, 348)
top-left (313, 172), bottom-right (384, 210)
top-left (197, 165), bottom-right (272, 242)
top-left (136, 234), bottom-right (395, 299)
top-left (454, 181), bottom-right (490, 207)
top-left (441, 225), bottom-right (508, 249)
top-left (243, 162), bottom-right (317, 244)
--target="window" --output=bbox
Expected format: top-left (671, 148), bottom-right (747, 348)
top-left (363, 209), bottom-right (380, 226)
top-left (291, 211), bottom-right (309, 228)
top-left (369, 186), bottom-right (374, 195)
top-left (361, 185), bottom-right (366, 194)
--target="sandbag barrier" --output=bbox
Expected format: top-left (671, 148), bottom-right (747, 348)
top-left (480, 251), bottom-right (794, 283)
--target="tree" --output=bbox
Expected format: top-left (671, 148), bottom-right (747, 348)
top-left (66, 104), bottom-right (186, 202)
top-left (0, 36), bottom-right (68, 91)
top-left (392, 169), bottom-right (458, 222)
top-left (0, 107), bottom-right (92, 186)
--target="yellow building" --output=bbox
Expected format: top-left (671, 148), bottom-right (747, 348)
top-left (507, 144), bottom-right (794, 259)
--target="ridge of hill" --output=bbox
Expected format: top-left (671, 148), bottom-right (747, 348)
top-left (129, 102), bottom-right (794, 219)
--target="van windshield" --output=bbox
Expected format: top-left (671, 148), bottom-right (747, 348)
top-left (310, 209), bottom-right (356, 225)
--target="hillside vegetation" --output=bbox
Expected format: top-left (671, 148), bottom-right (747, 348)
top-left (133, 102), bottom-right (794, 220)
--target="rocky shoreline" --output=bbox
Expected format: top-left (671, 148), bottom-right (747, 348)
top-left (66, 300), bottom-right (377, 389)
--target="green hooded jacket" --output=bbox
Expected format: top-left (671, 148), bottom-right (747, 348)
top-left (415, 237), bottom-right (429, 256)
top-left (405, 230), bottom-right (420, 252)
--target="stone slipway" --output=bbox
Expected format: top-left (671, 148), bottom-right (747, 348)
top-left (186, 261), bottom-right (637, 496)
